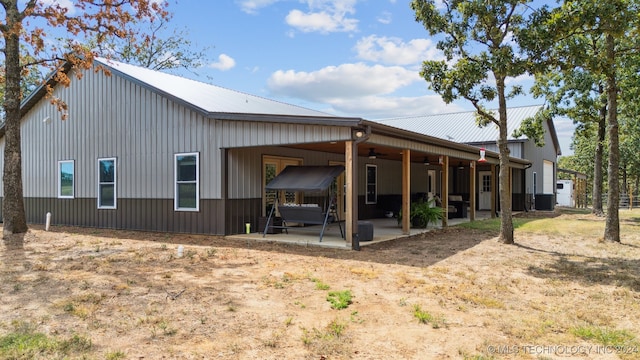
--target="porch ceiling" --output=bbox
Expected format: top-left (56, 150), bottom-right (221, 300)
top-left (284, 142), bottom-right (471, 165)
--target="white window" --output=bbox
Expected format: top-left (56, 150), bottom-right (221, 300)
top-left (98, 158), bottom-right (117, 209)
top-left (366, 164), bottom-right (377, 204)
top-left (175, 152), bottom-right (199, 211)
top-left (58, 160), bottom-right (75, 198)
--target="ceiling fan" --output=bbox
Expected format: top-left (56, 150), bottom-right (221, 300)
top-left (368, 148), bottom-right (386, 159)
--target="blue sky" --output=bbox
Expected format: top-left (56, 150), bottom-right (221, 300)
top-left (103, 0), bottom-right (578, 154)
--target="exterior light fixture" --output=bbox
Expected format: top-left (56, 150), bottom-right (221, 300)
top-left (368, 148), bottom-right (377, 159)
top-left (478, 148), bottom-right (487, 163)
top-left (423, 157), bottom-right (430, 166)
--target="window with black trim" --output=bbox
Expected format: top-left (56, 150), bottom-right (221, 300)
top-left (98, 158), bottom-right (117, 209)
top-left (366, 164), bottom-right (377, 204)
top-left (58, 160), bottom-right (75, 198)
top-left (175, 152), bottom-right (199, 211)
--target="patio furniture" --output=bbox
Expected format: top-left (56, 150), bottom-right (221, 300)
top-left (263, 165), bottom-right (345, 242)
top-left (358, 221), bottom-right (374, 241)
top-left (448, 195), bottom-right (467, 219)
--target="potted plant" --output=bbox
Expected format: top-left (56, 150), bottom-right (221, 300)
top-left (397, 198), bottom-right (444, 228)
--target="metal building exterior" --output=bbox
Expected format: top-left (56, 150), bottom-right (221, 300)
top-left (374, 105), bottom-right (562, 211)
top-left (0, 58), bottom-right (531, 242)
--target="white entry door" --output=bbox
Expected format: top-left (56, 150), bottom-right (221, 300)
top-left (479, 171), bottom-right (492, 210)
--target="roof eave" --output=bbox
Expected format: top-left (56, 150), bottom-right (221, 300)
top-left (0, 62), bottom-right (72, 138)
top-left (210, 112), bottom-right (363, 126)
top-left (547, 118), bottom-right (562, 156)
top-left (363, 120), bottom-right (530, 167)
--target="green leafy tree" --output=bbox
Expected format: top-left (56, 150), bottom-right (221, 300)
top-left (411, 0), bottom-right (544, 244)
top-left (530, 60), bottom-right (607, 215)
top-left (523, 0), bottom-right (640, 242)
top-left (618, 55), bottom-right (640, 200)
top-left (0, 0), bottom-right (169, 237)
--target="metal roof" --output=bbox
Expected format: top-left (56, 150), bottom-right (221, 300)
top-left (372, 105), bottom-right (543, 143)
top-left (95, 58), bottom-right (336, 118)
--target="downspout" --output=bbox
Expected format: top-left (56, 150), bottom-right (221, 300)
top-left (523, 163), bottom-right (532, 212)
top-left (350, 126), bottom-right (371, 251)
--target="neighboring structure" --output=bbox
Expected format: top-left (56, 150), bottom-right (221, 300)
top-left (557, 168), bottom-right (588, 208)
top-left (556, 179), bottom-right (574, 207)
top-left (0, 58), bottom-right (531, 246)
top-left (374, 106), bottom-right (562, 211)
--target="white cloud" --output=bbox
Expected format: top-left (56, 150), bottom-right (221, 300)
top-left (504, 73), bottom-right (534, 85)
top-left (286, 9), bottom-right (358, 33)
top-left (354, 35), bottom-right (443, 66)
top-left (268, 62), bottom-right (420, 102)
top-left (376, 11), bottom-right (392, 25)
top-left (286, 0), bottom-right (359, 33)
top-left (39, 0), bottom-right (75, 14)
top-left (266, 62), bottom-right (461, 118)
top-left (237, 0), bottom-right (281, 14)
top-left (209, 54), bottom-right (236, 71)
top-left (329, 95), bottom-right (465, 119)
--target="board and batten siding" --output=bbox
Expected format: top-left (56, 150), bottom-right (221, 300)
top-left (220, 120), bottom-right (351, 148)
top-left (0, 66), bottom-right (227, 234)
top-left (522, 120), bottom-right (559, 210)
top-left (4, 67), bottom-right (222, 199)
top-left (475, 142), bottom-right (523, 159)
top-left (523, 120), bottom-right (559, 195)
top-left (226, 146), bottom-right (348, 199)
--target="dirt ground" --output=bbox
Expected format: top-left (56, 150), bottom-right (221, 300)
top-left (1, 210), bottom-right (639, 359)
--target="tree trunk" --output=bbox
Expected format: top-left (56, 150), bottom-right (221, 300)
top-left (2, 3), bottom-right (29, 237)
top-left (496, 77), bottom-right (514, 244)
top-left (591, 98), bottom-right (606, 216)
top-left (621, 163), bottom-right (627, 196)
top-left (603, 33), bottom-right (620, 243)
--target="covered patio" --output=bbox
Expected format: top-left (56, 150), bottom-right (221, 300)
top-left (221, 119), bottom-right (530, 250)
top-left (228, 211), bottom-right (493, 249)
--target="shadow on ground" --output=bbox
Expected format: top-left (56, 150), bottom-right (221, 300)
top-left (32, 224), bottom-right (500, 268)
top-left (521, 243), bottom-right (640, 292)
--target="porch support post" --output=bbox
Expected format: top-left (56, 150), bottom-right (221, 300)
top-left (402, 149), bottom-right (411, 235)
top-left (345, 140), bottom-right (359, 249)
top-left (441, 155), bottom-right (449, 227)
top-left (469, 161), bottom-right (476, 221)
top-left (509, 166), bottom-right (513, 211)
top-left (522, 168), bottom-right (527, 211)
top-left (491, 164), bottom-right (497, 218)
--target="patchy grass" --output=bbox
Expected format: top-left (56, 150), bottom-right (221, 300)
top-left (1, 209), bottom-right (639, 359)
top-left (571, 325), bottom-right (637, 346)
top-left (326, 290), bottom-right (353, 310)
top-left (413, 304), bottom-right (446, 328)
top-left (0, 321), bottom-right (92, 359)
top-left (301, 318), bottom-right (351, 358)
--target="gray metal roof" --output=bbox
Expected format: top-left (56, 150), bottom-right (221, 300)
top-left (265, 165), bottom-right (345, 192)
top-left (372, 105), bottom-right (543, 144)
top-left (95, 58), bottom-right (335, 118)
